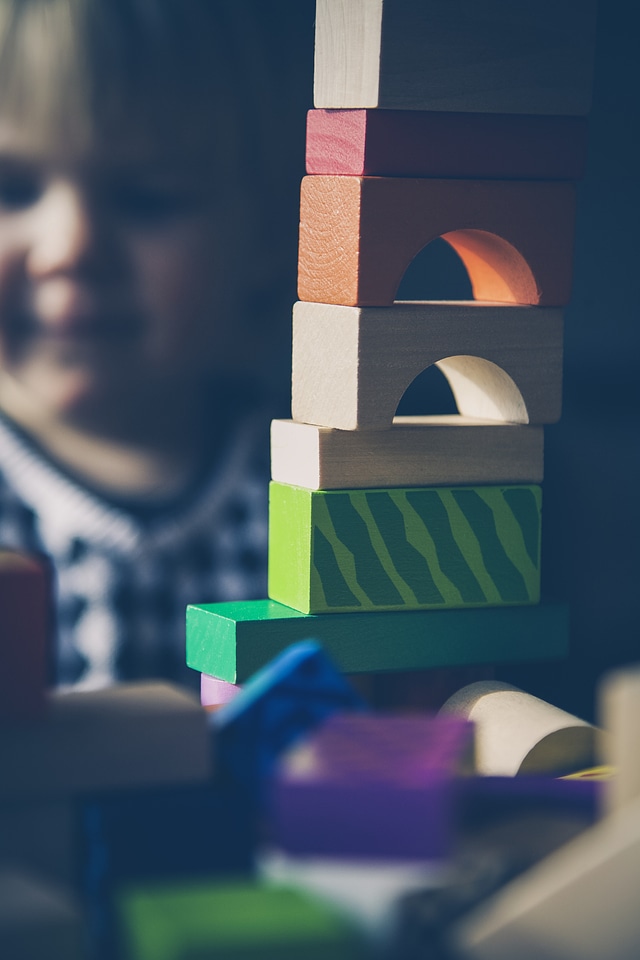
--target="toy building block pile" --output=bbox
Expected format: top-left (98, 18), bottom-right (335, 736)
top-left (186, 0), bottom-right (598, 703)
top-left (0, 548), bottom-right (218, 959)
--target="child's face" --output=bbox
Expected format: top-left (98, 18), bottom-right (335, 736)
top-left (0, 119), bottom-right (248, 426)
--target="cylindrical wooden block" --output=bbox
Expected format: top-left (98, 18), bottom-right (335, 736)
top-left (440, 680), bottom-right (597, 776)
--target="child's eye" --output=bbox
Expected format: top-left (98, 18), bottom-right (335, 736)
top-left (0, 170), bottom-right (42, 210)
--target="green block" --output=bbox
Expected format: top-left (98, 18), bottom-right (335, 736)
top-left (186, 599), bottom-right (569, 683)
top-left (118, 880), bottom-right (361, 960)
top-left (269, 481), bottom-right (542, 614)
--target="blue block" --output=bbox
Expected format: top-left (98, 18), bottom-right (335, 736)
top-left (211, 640), bottom-right (366, 798)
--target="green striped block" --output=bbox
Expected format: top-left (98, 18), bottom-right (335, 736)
top-left (268, 482), bottom-right (541, 614)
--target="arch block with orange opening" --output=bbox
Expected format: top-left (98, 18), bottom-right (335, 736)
top-left (292, 301), bottom-right (562, 431)
top-left (298, 176), bottom-right (575, 307)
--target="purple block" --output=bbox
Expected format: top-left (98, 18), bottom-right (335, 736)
top-left (270, 713), bottom-right (473, 861)
top-left (200, 674), bottom-right (242, 707)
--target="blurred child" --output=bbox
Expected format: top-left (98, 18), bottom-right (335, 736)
top-left (0, 0), bottom-right (309, 690)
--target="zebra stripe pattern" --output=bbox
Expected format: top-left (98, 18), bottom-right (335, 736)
top-left (268, 482), bottom-right (541, 614)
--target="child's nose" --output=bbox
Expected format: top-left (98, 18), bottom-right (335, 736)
top-left (26, 182), bottom-right (104, 279)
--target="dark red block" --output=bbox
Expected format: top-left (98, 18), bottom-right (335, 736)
top-left (306, 109), bottom-right (588, 180)
top-left (0, 550), bottom-right (50, 720)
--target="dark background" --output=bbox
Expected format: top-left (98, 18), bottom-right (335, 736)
top-left (277, 1), bottom-right (640, 724)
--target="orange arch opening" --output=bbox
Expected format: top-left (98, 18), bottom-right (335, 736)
top-left (399, 229), bottom-right (539, 305)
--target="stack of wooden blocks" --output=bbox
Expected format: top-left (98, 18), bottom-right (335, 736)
top-left (187, 0), bottom-right (597, 706)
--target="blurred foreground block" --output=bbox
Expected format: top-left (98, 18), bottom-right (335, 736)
top-left (81, 783), bottom-right (256, 960)
top-left (259, 848), bottom-right (447, 944)
top-left (271, 712), bottom-right (473, 860)
top-left (0, 682), bottom-right (210, 799)
top-left (212, 640), bottom-right (365, 795)
top-left (599, 664), bottom-right (640, 815)
top-left (117, 880), bottom-right (363, 960)
top-left (0, 549), bottom-right (50, 720)
top-left (453, 793), bottom-right (640, 960)
top-left (0, 869), bottom-right (85, 960)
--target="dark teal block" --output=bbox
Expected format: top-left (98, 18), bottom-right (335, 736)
top-left (186, 599), bottom-right (569, 683)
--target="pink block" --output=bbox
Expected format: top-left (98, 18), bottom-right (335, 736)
top-left (200, 674), bottom-right (242, 707)
top-left (306, 109), bottom-right (588, 180)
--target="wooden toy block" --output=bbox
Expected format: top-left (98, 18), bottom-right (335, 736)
top-left (117, 880), bottom-right (363, 960)
top-left (306, 109), bottom-right (589, 179)
top-left (271, 712), bottom-right (474, 860)
top-left (271, 417), bottom-right (544, 490)
top-left (0, 798), bottom-right (77, 887)
top-left (0, 682), bottom-right (210, 800)
top-left (453, 794), bottom-right (640, 960)
top-left (200, 674), bottom-right (242, 707)
top-left (441, 681), bottom-right (597, 777)
top-left (298, 176), bottom-right (575, 307)
top-left (259, 848), bottom-right (447, 943)
top-left (0, 548), bottom-right (50, 720)
top-left (292, 301), bottom-right (563, 430)
top-left (268, 482), bottom-right (541, 614)
top-left (0, 869), bottom-right (85, 960)
top-left (397, 803), bottom-right (598, 957)
top-left (186, 599), bottom-right (569, 684)
top-left (80, 783), bottom-right (256, 959)
top-left (599, 664), bottom-right (640, 815)
top-left (210, 639), bottom-right (365, 795)
top-left (314, 0), bottom-right (597, 115)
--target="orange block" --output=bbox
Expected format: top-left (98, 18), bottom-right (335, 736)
top-left (298, 176), bottom-right (576, 307)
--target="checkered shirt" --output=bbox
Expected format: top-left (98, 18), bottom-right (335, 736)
top-left (0, 412), bottom-right (269, 691)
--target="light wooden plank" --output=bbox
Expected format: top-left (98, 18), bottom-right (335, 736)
top-left (314, 0), bottom-right (597, 115)
top-left (271, 417), bottom-right (544, 489)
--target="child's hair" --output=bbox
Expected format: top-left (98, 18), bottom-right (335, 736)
top-left (0, 0), bottom-right (312, 380)
top-left (1, 0), bottom-right (271, 160)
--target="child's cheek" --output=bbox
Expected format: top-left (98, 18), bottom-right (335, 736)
top-left (132, 228), bottom-right (237, 366)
